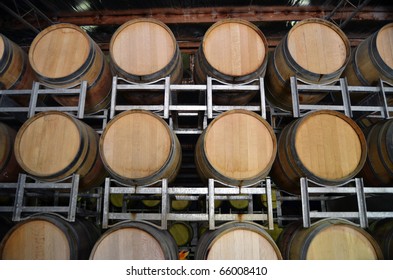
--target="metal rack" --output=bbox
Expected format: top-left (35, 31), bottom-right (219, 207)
top-left (0, 81), bottom-right (106, 223)
top-left (290, 76), bottom-right (393, 119)
top-left (276, 177), bottom-right (393, 229)
top-left (109, 75), bottom-right (267, 129)
top-left (12, 173), bottom-right (80, 222)
top-left (2, 75), bottom-right (393, 230)
top-left (274, 77), bottom-right (393, 229)
top-left (0, 81), bottom-right (87, 119)
top-left (102, 177), bottom-right (274, 230)
top-left (104, 76), bottom-right (274, 230)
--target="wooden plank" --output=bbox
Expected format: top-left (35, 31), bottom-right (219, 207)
top-left (50, 6), bottom-right (393, 25)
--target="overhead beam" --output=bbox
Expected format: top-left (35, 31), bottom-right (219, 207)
top-left (50, 5), bottom-right (393, 25)
top-left (1, 5), bottom-right (391, 33)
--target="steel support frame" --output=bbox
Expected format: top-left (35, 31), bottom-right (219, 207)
top-left (109, 75), bottom-right (267, 135)
top-left (102, 177), bottom-right (274, 230)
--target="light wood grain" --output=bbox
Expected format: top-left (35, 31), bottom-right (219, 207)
top-left (287, 21), bottom-right (347, 74)
top-left (111, 19), bottom-right (175, 76)
top-left (90, 228), bottom-right (165, 260)
top-left (294, 113), bottom-right (362, 180)
top-left (15, 113), bottom-right (80, 176)
top-left (29, 24), bottom-right (90, 79)
top-left (1, 220), bottom-right (70, 260)
top-left (376, 24), bottom-right (393, 69)
top-left (203, 21), bottom-right (266, 76)
top-left (101, 111), bottom-right (171, 179)
top-left (306, 225), bottom-right (379, 260)
top-left (0, 37), bottom-right (4, 59)
top-left (207, 229), bottom-right (280, 260)
top-left (204, 110), bottom-right (275, 180)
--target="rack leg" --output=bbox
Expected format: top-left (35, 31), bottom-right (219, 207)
top-left (300, 177), bottom-right (311, 228)
top-left (161, 179), bottom-right (168, 230)
top-left (102, 178), bottom-right (111, 229)
top-left (266, 178), bottom-right (274, 230)
top-left (355, 178), bottom-right (368, 228)
top-left (208, 179), bottom-right (215, 230)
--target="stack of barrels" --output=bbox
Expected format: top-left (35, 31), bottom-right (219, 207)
top-left (1, 18), bottom-right (393, 260)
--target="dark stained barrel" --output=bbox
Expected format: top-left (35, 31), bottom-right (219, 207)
top-left (0, 122), bottom-right (22, 182)
top-left (0, 34), bottom-right (36, 105)
top-left (360, 119), bottom-right (393, 186)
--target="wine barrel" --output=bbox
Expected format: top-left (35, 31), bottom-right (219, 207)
top-left (194, 19), bottom-right (268, 105)
top-left (359, 119), bottom-right (393, 186)
top-left (28, 23), bottom-right (112, 113)
top-left (168, 222), bottom-right (194, 247)
top-left (270, 110), bottom-right (367, 194)
top-left (0, 122), bottom-right (22, 182)
top-left (229, 199), bottom-right (249, 210)
top-left (100, 110), bottom-right (182, 186)
top-left (342, 23), bottom-right (393, 90)
top-left (89, 221), bottom-right (178, 260)
top-left (110, 18), bottom-right (183, 104)
top-left (14, 111), bottom-right (107, 191)
top-left (142, 197), bottom-right (161, 208)
top-left (195, 110), bottom-right (276, 187)
top-left (277, 219), bottom-right (383, 260)
top-left (265, 18), bottom-right (350, 111)
top-left (171, 199), bottom-right (191, 211)
top-left (0, 214), bottom-right (100, 260)
top-left (195, 221), bottom-right (282, 260)
top-left (368, 218), bottom-right (393, 260)
top-left (0, 34), bottom-right (36, 105)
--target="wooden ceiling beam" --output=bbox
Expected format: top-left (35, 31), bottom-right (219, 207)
top-left (51, 5), bottom-right (393, 25)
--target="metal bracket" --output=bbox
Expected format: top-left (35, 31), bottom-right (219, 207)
top-left (12, 173), bottom-right (81, 222)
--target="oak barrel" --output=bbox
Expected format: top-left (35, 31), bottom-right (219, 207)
top-left (100, 110), bottom-right (181, 186)
top-left (168, 222), bottom-right (194, 247)
top-left (359, 119), bottom-right (393, 186)
top-left (28, 23), bottom-right (112, 113)
top-left (0, 214), bottom-right (100, 260)
top-left (110, 18), bottom-right (183, 104)
top-left (270, 110), bottom-right (367, 194)
top-left (89, 221), bottom-right (178, 260)
top-left (195, 110), bottom-right (276, 187)
top-left (343, 23), bottom-right (393, 87)
top-left (14, 111), bottom-right (107, 191)
top-left (229, 199), bottom-right (249, 210)
top-left (195, 221), bottom-right (282, 260)
top-left (0, 34), bottom-right (36, 105)
top-left (277, 219), bottom-right (383, 260)
top-left (265, 18), bottom-right (350, 111)
top-left (171, 199), bottom-right (191, 211)
top-left (368, 218), bottom-right (393, 260)
top-left (194, 19), bottom-right (268, 104)
top-left (0, 122), bottom-right (22, 182)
